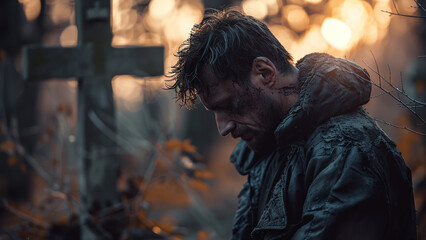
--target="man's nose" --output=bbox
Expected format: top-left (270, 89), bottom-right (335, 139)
top-left (215, 113), bottom-right (236, 136)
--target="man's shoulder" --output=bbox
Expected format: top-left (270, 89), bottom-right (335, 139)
top-left (299, 109), bottom-right (411, 185)
top-left (305, 109), bottom-right (393, 154)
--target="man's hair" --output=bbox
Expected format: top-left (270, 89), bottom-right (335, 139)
top-left (167, 9), bottom-right (294, 108)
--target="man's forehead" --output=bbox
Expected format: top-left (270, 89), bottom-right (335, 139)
top-left (199, 64), bottom-right (221, 88)
top-left (197, 64), bottom-right (241, 108)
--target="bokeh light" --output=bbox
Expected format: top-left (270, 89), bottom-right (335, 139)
top-left (321, 18), bottom-right (352, 50)
top-left (148, 0), bottom-right (176, 19)
top-left (50, 2), bottom-right (72, 25)
top-left (112, 75), bottom-right (143, 111)
top-left (242, 0), bottom-right (268, 20)
top-left (60, 25), bottom-right (77, 47)
top-left (19, 0), bottom-right (42, 21)
top-left (304, 0), bottom-right (323, 4)
top-left (282, 5), bottom-right (310, 32)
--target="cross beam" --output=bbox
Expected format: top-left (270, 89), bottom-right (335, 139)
top-left (23, 46), bottom-right (163, 80)
top-left (22, 0), bottom-right (164, 239)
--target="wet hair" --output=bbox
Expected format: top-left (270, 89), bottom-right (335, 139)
top-left (167, 9), bottom-right (294, 108)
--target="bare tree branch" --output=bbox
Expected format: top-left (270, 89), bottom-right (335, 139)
top-left (355, 53), bottom-right (426, 136)
top-left (363, 61), bottom-right (426, 106)
top-left (381, 10), bottom-right (426, 18)
top-left (414, 0), bottom-right (426, 12)
top-left (2, 200), bottom-right (49, 228)
top-left (392, 0), bottom-right (400, 14)
top-left (374, 118), bottom-right (426, 136)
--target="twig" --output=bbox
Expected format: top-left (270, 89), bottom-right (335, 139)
top-left (392, 0), bottom-right (399, 14)
top-left (374, 118), bottom-right (426, 136)
top-left (362, 62), bottom-right (426, 124)
top-left (44, 188), bottom-right (79, 218)
top-left (88, 111), bottom-right (154, 152)
top-left (370, 50), bottom-right (381, 87)
top-left (2, 199), bottom-right (49, 228)
top-left (414, 0), bottom-right (426, 12)
top-left (381, 10), bottom-right (426, 18)
top-left (362, 60), bottom-right (426, 106)
top-left (84, 217), bottom-right (114, 240)
top-left (371, 90), bottom-right (397, 99)
top-left (15, 143), bottom-right (55, 184)
top-left (357, 60), bottom-right (426, 136)
top-left (387, 64), bottom-right (392, 85)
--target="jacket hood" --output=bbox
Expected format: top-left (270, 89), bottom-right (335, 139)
top-left (231, 53), bottom-right (371, 175)
top-left (275, 53), bottom-right (371, 146)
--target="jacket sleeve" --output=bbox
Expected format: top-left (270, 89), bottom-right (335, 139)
top-left (290, 145), bottom-right (388, 240)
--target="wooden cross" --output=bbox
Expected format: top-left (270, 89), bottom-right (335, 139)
top-left (22, 0), bottom-right (164, 238)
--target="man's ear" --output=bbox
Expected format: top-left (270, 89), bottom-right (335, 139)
top-left (250, 57), bottom-right (277, 89)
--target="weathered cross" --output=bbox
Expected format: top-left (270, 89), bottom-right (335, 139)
top-left (22, 0), bottom-right (163, 239)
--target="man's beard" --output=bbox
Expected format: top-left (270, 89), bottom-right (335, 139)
top-left (244, 91), bottom-right (284, 154)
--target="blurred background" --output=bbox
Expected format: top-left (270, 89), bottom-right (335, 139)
top-left (0, 0), bottom-right (425, 239)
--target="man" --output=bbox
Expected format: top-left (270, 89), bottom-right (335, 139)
top-left (168, 9), bottom-right (417, 239)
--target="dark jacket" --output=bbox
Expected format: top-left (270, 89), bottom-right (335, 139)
top-left (230, 53), bottom-right (417, 240)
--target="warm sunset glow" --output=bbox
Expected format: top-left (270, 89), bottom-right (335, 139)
top-left (339, 0), bottom-right (369, 26)
top-left (283, 5), bottom-right (310, 32)
top-left (321, 18), bottom-right (352, 50)
top-left (304, 0), bottom-right (323, 4)
top-left (337, 0), bottom-right (372, 43)
top-left (112, 75), bottom-right (143, 103)
top-left (113, 8), bottom-right (138, 31)
top-left (51, 2), bottom-right (72, 25)
top-left (176, 4), bottom-right (203, 40)
top-left (152, 226), bottom-right (162, 234)
top-left (242, 0), bottom-right (268, 20)
top-left (60, 25), bottom-right (78, 47)
top-left (290, 25), bottom-right (327, 61)
top-left (265, 0), bottom-right (280, 16)
top-left (105, 0), bottom-right (395, 101)
top-left (148, 0), bottom-right (176, 19)
top-left (269, 25), bottom-right (297, 50)
top-left (302, 26), bottom-right (328, 52)
top-left (363, 21), bottom-right (379, 45)
top-left (19, 0), bottom-right (41, 21)
top-left (374, 2), bottom-right (392, 28)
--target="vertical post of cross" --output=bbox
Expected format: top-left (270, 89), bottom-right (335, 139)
top-left (75, 1), bottom-right (118, 238)
top-left (22, 0), bottom-right (164, 238)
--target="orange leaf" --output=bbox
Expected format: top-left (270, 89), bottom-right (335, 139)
top-left (188, 179), bottom-right (209, 194)
top-left (194, 170), bottom-right (213, 180)
top-left (156, 158), bottom-right (166, 169)
top-left (416, 80), bottom-right (425, 94)
top-left (173, 235), bottom-right (184, 240)
top-left (7, 156), bottom-right (18, 166)
top-left (57, 103), bottom-right (68, 114)
top-left (19, 163), bottom-right (27, 173)
top-left (0, 140), bottom-right (15, 154)
top-left (198, 230), bottom-right (210, 240)
top-left (152, 226), bottom-right (162, 234)
top-left (57, 216), bottom-right (69, 225)
top-left (165, 139), bottom-right (182, 152)
top-left (182, 139), bottom-right (196, 153)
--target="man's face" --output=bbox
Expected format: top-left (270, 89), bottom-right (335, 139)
top-left (198, 65), bottom-right (284, 153)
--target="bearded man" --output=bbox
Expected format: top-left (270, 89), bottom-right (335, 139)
top-left (168, 9), bottom-right (417, 240)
